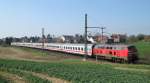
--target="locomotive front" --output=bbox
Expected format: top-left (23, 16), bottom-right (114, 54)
top-left (92, 44), bottom-right (138, 63)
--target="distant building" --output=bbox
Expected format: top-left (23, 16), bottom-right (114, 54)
top-left (93, 35), bottom-right (109, 43)
top-left (111, 34), bottom-right (127, 43)
top-left (58, 35), bottom-right (74, 43)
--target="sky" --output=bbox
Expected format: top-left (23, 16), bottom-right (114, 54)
top-left (0, 0), bottom-right (150, 38)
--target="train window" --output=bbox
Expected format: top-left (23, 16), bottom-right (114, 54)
top-left (110, 47), bottom-right (112, 49)
top-left (78, 47), bottom-right (80, 50)
top-left (81, 48), bottom-right (83, 51)
top-left (75, 47), bottom-right (77, 50)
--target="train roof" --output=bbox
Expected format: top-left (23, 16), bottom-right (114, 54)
top-left (95, 43), bottom-right (134, 46)
top-left (12, 42), bottom-right (94, 46)
top-left (44, 43), bottom-right (93, 46)
top-left (12, 42), bottom-right (135, 47)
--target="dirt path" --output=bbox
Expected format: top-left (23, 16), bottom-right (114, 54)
top-left (31, 72), bottom-right (70, 83)
top-left (114, 67), bottom-right (150, 73)
top-left (21, 70), bottom-right (70, 83)
top-left (0, 68), bottom-right (70, 83)
top-left (0, 71), bottom-right (26, 83)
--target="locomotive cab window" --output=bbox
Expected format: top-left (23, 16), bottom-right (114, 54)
top-left (128, 46), bottom-right (137, 52)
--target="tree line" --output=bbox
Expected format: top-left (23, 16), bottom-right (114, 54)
top-left (0, 34), bottom-right (149, 46)
top-left (127, 34), bottom-right (150, 43)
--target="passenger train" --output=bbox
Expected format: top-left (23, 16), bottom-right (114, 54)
top-left (11, 42), bottom-right (138, 63)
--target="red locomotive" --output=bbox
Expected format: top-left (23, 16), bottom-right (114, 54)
top-left (93, 44), bottom-right (138, 63)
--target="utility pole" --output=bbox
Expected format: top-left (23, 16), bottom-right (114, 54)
top-left (84, 14), bottom-right (101, 61)
top-left (84, 14), bottom-right (88, 61)
top-left (42, 28), bottom-right (45, 50)
top-left (100, 27), bottom-right (106, 43)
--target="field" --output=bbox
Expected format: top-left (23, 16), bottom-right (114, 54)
top-left (134, 41), bottom-right (150, 64)
top-left (0, 43), bottom-right (150, 83)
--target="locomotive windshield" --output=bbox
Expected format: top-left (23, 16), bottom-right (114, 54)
top-left (128, 45), bottom-right (137, 52)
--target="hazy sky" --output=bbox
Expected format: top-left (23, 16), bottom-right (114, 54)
top-left (0, 0), bottom-right (150, 38)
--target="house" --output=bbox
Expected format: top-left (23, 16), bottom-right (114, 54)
top-left (111, 34), bottom-right (127, 43)
top-left (58, 35), bottom-right (74, 43)
top-left (93, 35), bottom-right (109, 43)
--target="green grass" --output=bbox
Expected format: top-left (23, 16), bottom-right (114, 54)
top-left (134, 41), bottom-right (150, 64)
top-left (0, 75), bottom-right (9, 83)
top-left (0, 59), bottom-right (149, 83)
top-left (0, 43), bottom-right (150, 82)
top-left (0, 67), bottom-right (51, 83)
top-left (12, 46), bottom-right (50, 56)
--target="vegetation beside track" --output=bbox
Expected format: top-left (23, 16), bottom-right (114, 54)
top-left (0, 75), bottom-right (10, 83)
top-left (0, 45), bottom-right (150, 83)
top-left (0, 59), bottom-right (150, 83)
top-left (134, 41), bottom-right (150, 64)
top-left (0, 46), bottom-right (82, 62)
top-left (0, 68), bottom-right (51, 83)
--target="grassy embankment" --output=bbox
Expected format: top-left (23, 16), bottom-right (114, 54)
top-left (0, 44), bottom-right (150, 83)
top-left (0, 59), bottom-right (150, 83)
top-left (134, 41), bottom-right (150, 64)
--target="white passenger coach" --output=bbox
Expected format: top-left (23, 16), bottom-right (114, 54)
top-left (11, 42), bottom-right (93, 56)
